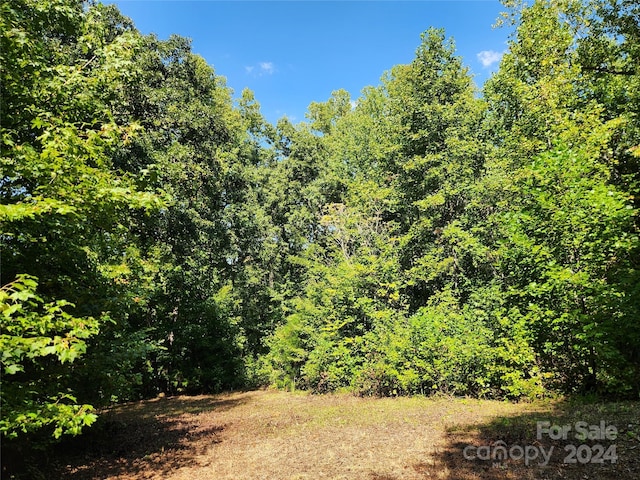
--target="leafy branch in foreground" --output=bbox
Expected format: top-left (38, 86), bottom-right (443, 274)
top-left (0, 275), bottom-right (99, 439)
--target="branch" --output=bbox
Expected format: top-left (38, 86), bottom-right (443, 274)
top-left (582, 65), bottom-right (636, 76)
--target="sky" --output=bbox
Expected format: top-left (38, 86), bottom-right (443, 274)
top-left (107, 0), bottom-right (513, 125)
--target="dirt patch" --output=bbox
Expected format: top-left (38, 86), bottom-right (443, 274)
top-left (36, 391), bottom-right (640, 479)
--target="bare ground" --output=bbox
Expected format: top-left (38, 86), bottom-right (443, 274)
top-left (36, 390), bottom-right (640, 480)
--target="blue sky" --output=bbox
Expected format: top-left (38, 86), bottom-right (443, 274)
top-left (107, 1), bottom-right (511, 124)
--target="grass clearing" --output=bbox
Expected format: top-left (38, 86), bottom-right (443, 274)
top-left (39, 390), bottom-right (640, 479)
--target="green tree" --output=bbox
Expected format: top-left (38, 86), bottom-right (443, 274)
top-left (480, 0), bottom-right (640, 394)
top-left (380, 28), bottom-right (488, 309)
top-left (1, 1), bottom-right (163, 457)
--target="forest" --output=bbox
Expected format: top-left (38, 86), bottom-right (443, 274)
top-left (1, 0), bottom-right (639, 460)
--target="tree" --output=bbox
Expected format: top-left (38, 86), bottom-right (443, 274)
top-left (1, 1), bottom-right (164, 461)
top-left (481, 0), bottom-right (640, 394)
top-left (497, 146), bottom-right (639, 393)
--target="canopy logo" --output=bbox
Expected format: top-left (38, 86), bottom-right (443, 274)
top-left (462, 420), bottom-right (618, 468)
top-left (463, 441), bottom-right (553, 467)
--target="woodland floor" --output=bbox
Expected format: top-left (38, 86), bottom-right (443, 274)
top-left (36, 390), bottom-right (640, 480)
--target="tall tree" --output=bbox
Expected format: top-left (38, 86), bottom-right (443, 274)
top-left (481, 0), bottom-right (640, 393)
top-left (1, 0), bottom-right (162, 451)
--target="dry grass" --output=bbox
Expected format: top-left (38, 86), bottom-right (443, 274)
top-left (39, 390), bottom-right (640, 480)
